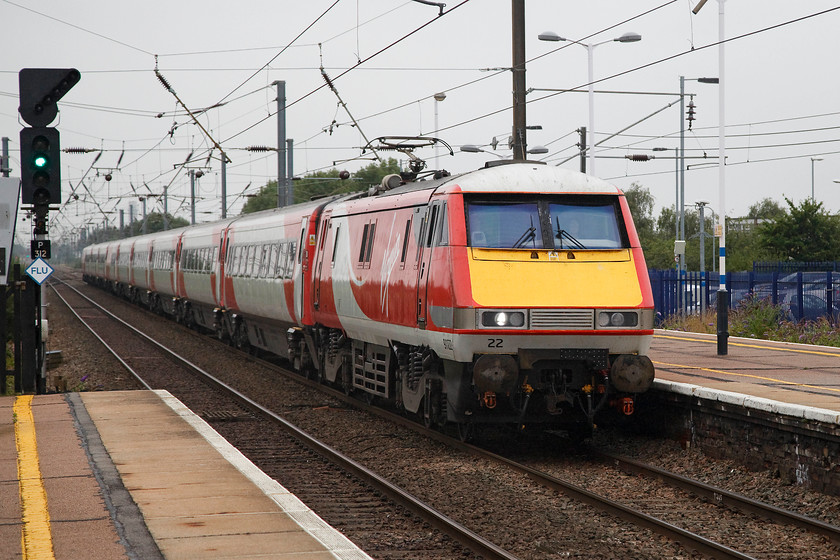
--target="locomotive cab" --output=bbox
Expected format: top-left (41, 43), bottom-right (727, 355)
top-left (416, 166), bottom-right (655, 431)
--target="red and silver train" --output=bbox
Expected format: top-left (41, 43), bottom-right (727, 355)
top-left (82, 161), bottom-right (655, 435)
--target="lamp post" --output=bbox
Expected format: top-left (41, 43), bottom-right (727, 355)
top-left (810, 157), bottom-right (823, 201)
top-left (693, 0), bottom-right (727, 355)
top-left (433, 92), bottom-right (446, 169)
top-left (537, 30), bottom-right (641, 175)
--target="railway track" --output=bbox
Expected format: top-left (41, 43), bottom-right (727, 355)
top-left (50, 273), bottom-right (840, 559)
top-left (49, 277), bottom-right (514, 560)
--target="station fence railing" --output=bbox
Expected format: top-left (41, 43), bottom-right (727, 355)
top-left (648, 269), bottom-right (840, 324)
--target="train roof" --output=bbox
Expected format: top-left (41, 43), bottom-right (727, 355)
top-left (445, 162), bottom-right (621, 195)
top-left (376, 162), bottom-right (621, 199)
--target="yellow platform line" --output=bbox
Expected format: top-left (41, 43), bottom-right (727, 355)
top-left (655, 332), bottom-right (840, 358)
top-left (652, 359), bottom-right (840, 395)
top-left (14, 395), bottom-right (55, 560)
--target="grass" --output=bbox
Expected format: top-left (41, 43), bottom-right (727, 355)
top-left (660, 294), bottom-right (840, 347)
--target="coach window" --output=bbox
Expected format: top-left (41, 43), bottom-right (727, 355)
top-left (260, 245), bottom-right (271, 277)
top-left (276, 243), bottom-right (287, 278)
top-left (268, 244), bottom-right (279, 277)
top-left (236, 246), bottom-right (245, 276)
top-left (245, 245), bottom-right (257, 278)
top-left (400, 218), bottom-right (411, 268)
top-left (358, 221), bottom-right (376, 268)
top-left (358, 223), bottom-right (370, 265)
top-left (297, 230), bottom-right (306, 264)
top-left (331, 225), bottom-right (341, 267)
top-left (229, 246), bottom-right (238, 275)
top-left (436, 203), bottom-right (448, 246)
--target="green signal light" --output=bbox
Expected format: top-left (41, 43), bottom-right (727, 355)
top-left (33, 154), bottom-right (48, 168)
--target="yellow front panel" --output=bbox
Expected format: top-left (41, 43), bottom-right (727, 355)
top-left (468, 248), bottom-right (643, 308)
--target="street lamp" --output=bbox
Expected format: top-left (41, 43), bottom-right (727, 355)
top-left (433, 92), bottom-right (446, 169)
top-left (810, 157), bottom-right (823, 201)
top-left (538, 30), bottom-right (641, 175)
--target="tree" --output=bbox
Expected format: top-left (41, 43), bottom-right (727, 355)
top-left (623, 182), bottom-right (655, 239)
top-left (241, 158), bottom-right (403, 214)
top-left (757, 197), bottom-right (840, 261)
top-left (747, 198), bottom-right (786, 220)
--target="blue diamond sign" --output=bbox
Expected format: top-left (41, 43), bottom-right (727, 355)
top-left (26, 257), bottom-right (54, 285)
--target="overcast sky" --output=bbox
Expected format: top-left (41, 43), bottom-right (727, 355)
top-left (3, 0), bottom-right (840, 243)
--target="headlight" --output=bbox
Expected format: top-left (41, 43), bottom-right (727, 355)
top-left (481, 310), bottom-right (526, 328)
top-left (597, 311), bottom-right (638, 328)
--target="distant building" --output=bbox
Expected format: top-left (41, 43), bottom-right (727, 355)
top-left (728, 217), bottom-right (769, 233)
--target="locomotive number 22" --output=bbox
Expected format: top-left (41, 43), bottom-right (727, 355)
top-left (487, 338), bottom-right (504, 348)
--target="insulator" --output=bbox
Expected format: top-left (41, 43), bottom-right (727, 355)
top-left (248, 146), bottom-right (272, 152)
top-left (155, 70), bottom-right (173, 92)
top-left (686, 99), bottom-right (696, 130)
top-left (65, 147), bottom-right (95, 153)
top-left (625, 154), bottom-right (652, 162)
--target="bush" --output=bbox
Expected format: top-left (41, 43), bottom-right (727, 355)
top-left (664, 294), bottom-right (840, 347)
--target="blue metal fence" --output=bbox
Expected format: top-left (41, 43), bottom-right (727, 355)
top-left (649, 269), bottom-right (840, 323)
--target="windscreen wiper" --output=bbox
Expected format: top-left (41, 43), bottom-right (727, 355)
top-left (513, 226), bottom-right (537, 248)
top-left (555, 217), bottom-right (586, 249)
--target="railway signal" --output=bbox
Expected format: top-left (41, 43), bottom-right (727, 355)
top-left (18, 68), bottom-right (80, 210)
top-left (20, 126), bottom-right (60, 207)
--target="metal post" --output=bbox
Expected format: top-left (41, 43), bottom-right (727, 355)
top-left (511, 0), bottom-right (527, 161)
top-left (286, 139), bottom-right (294, 206)
top-left (433, 93), bottom-right (446, 168)
top-left (699, 203), bottom-right (706, 275)
top-left (579, 127), bottom-right (587, 173)
top-left (1, 137), bottom-right (9, 177)
top-left (716, 0), bottom-right (728, 355)
top-left (810, 157), bottom-right (822, 201)
top-left (674, 148), bottom-right (679, 242)
top-left (698, 202), bottom-right (706, 315)
top-left (189, 170), bottom-right (196, 225)
top-left (163, 185), bottom-right (169, 231)
top-left (587, 44), bottom-right (595, 174)
top-left (679, 76), bottom-right (686, 279)
top-left (141, 198), bottom-right (147, 235)
top-left (221, 157), bottom-right (227, 219)
top-left (274, 80), bottom-right (287, 207)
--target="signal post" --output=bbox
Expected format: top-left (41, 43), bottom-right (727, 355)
top-left (14, 68), bottom-right (80, 393)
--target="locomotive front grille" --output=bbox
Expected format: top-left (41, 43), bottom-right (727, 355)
top-left (529, 309), bottom-right (594, 329)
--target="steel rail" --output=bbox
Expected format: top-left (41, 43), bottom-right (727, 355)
top-left (589, 448), bottom-right (840, 546)
top-left (62, 273), bottom-right (838, 559)
top-left (49, 277), bottom-right (522, 560)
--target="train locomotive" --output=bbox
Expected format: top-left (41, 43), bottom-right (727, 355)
top-left (82, 161), bottom-right (655, 437)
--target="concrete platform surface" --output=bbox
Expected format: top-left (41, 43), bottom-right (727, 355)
top-left (2, 390), bottom-right (373, 560)
top-left (651, 329), bottom-right (840, 423)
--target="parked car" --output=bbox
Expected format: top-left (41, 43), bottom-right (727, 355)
top-left (780, 291), bottom-right (840, 322)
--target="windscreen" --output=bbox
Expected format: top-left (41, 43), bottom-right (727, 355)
top-left (466, 196), bottom-right (627, 250)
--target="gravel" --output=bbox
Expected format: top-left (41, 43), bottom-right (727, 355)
top-left (44, 270), bottom-right (840, 559)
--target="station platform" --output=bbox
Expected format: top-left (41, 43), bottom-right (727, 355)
top-left (650, 329), bottom-right (840, 423)
top-left (1, 390), bottom-right (372, 560)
